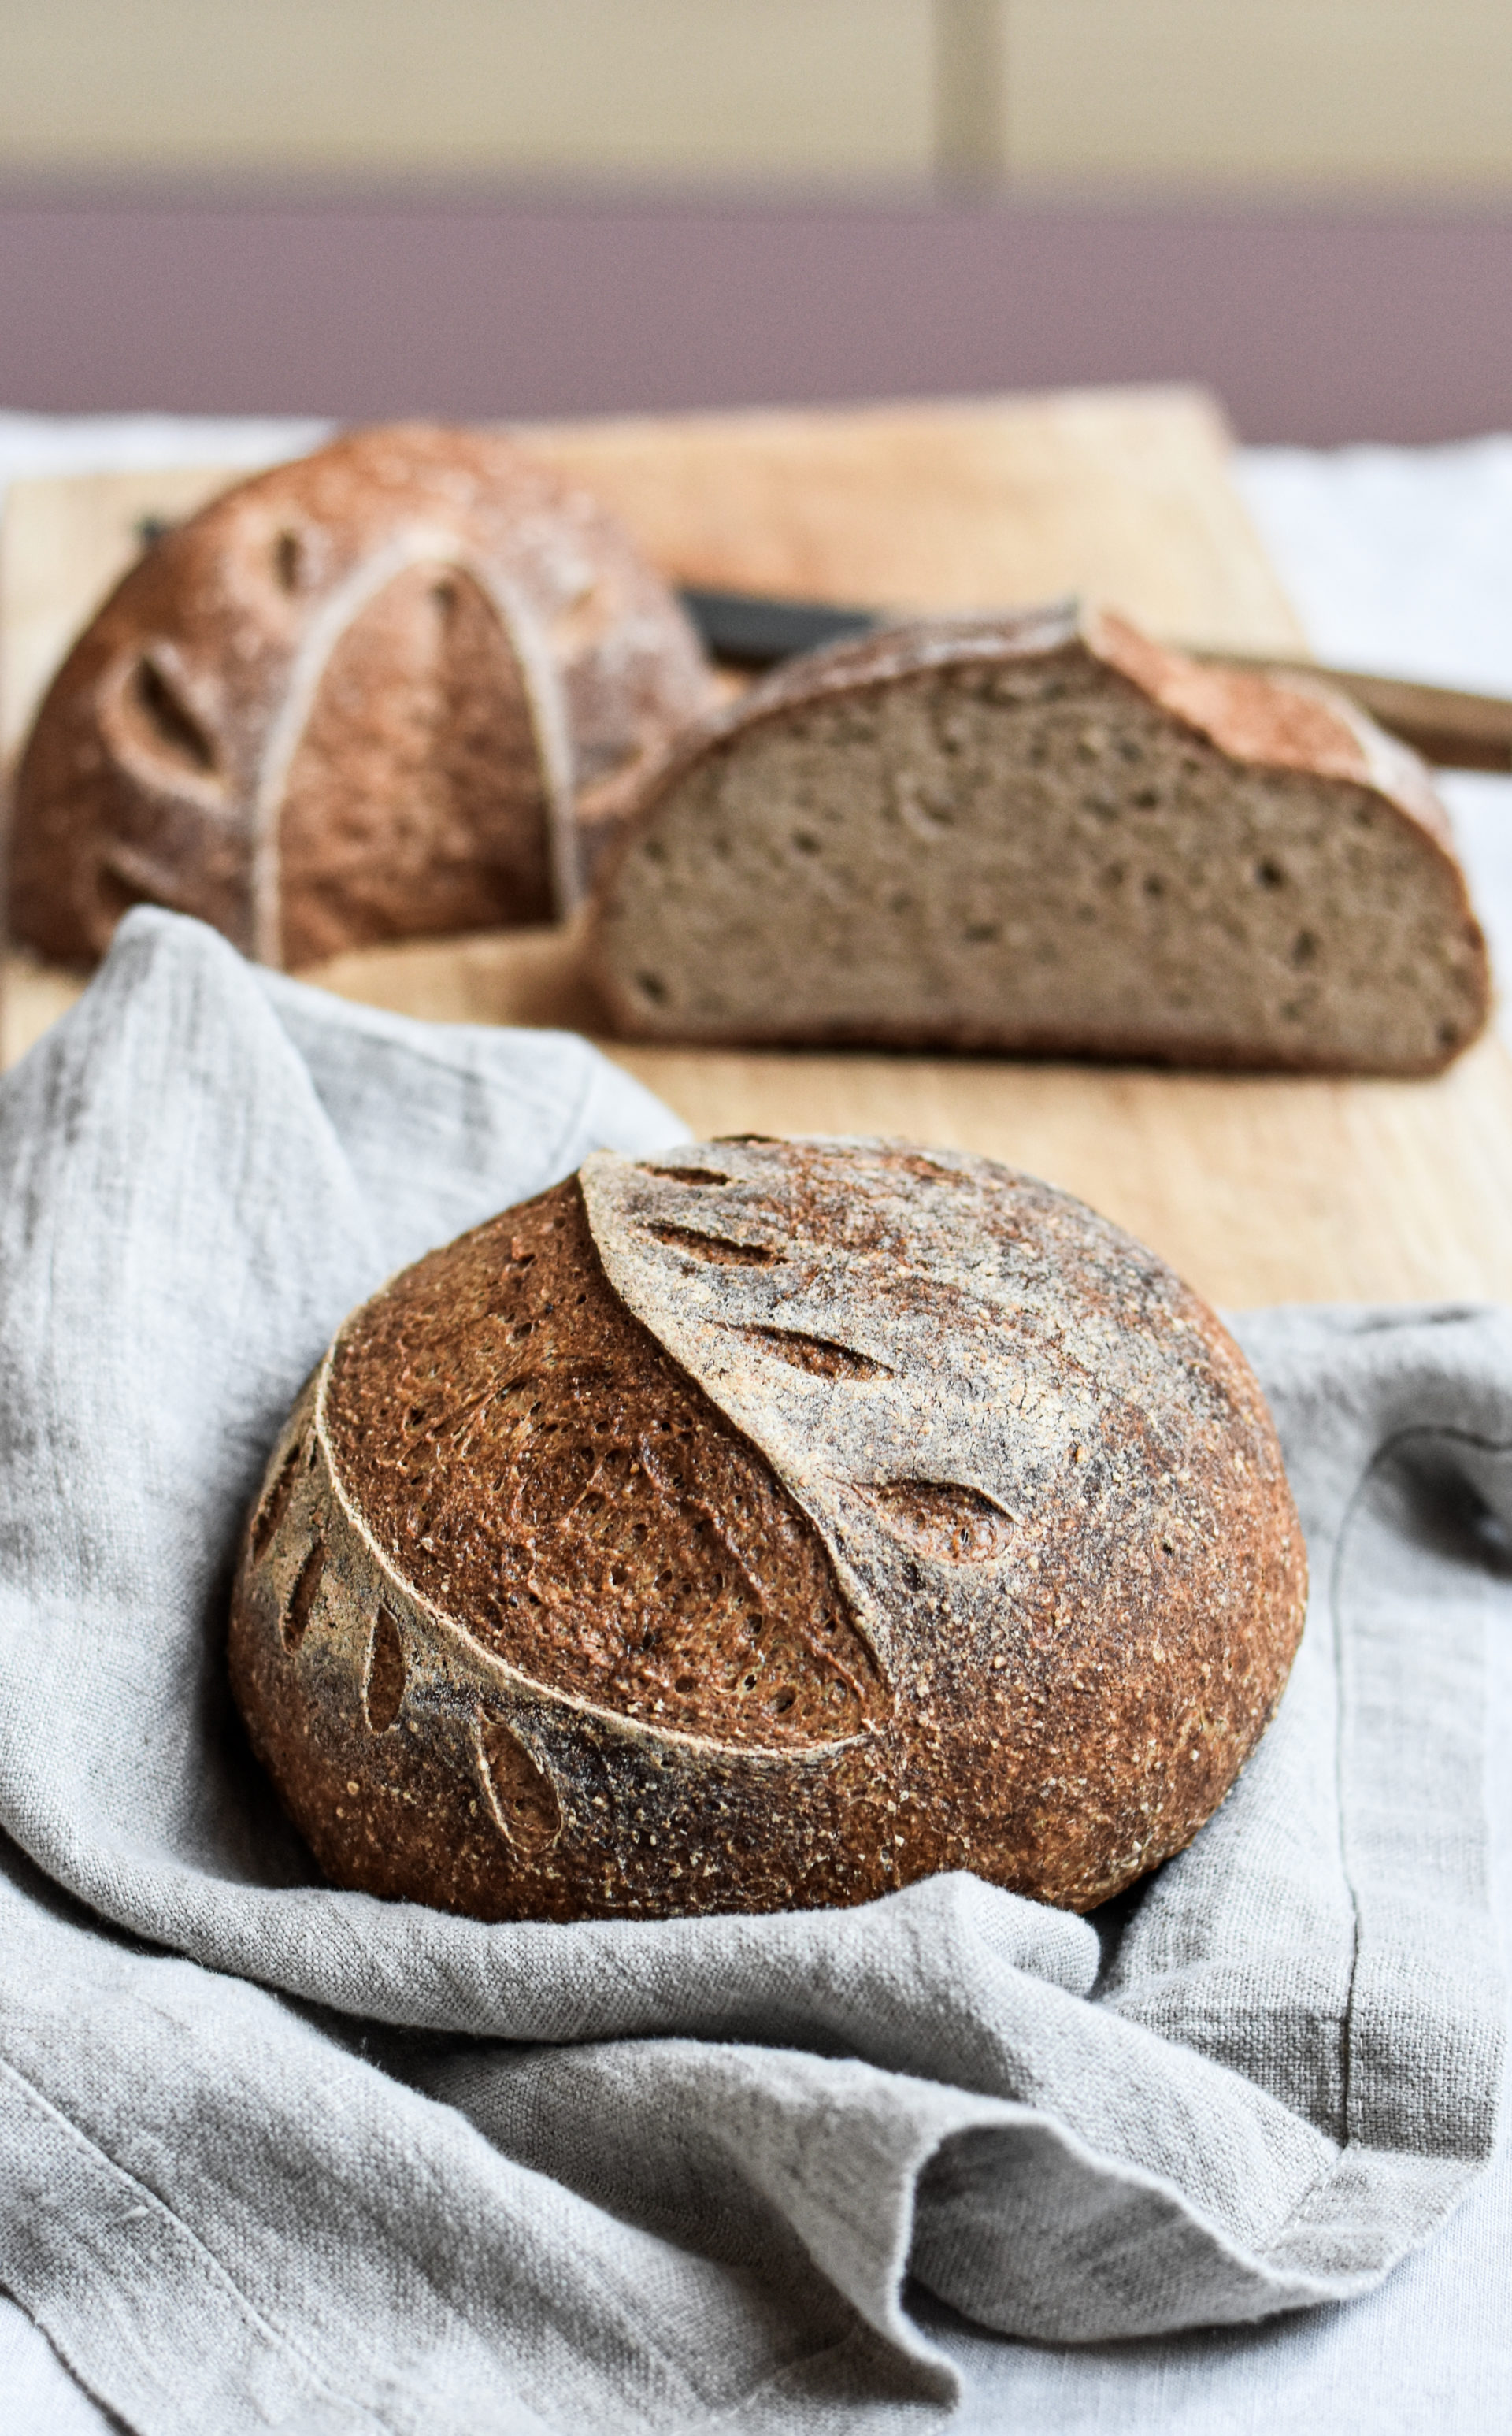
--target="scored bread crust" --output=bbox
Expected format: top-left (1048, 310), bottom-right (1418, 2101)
top-left (229, 1136), bottom-right (1307, 1922)
top-left (587, 603), bottom-right (1491, 1073)
top-left (9, 422), bottom-right (713, 970)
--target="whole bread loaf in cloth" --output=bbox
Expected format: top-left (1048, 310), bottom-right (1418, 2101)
top-left (9, 421), bottom-right (712, 969)
top-left (590, 602), bottom-right (1491, 1073)
top-left (230, 1135), bottom-right (1306, 1921)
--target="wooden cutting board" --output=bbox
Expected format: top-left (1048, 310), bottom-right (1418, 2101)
top-left (4, 384), bottom-right (1509, 1311)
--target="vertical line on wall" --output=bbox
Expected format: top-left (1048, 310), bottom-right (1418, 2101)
top-left (935, 0), bottom-right (1009, 195)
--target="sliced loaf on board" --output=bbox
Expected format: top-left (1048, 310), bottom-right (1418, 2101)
top-left (590, 604), bottom-right (1491, 1073)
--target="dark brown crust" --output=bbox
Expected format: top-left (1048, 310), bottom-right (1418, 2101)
top-left (9, 422), bottom-right (713, 970)
top-left (322, 1178), bottom-right (884, 1751)
top-left (585, 603), bottom-right (1490, 1073)
top-left (229, 1137), bottom-right (1308, 1922)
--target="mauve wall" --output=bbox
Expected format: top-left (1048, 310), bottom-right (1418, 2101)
top-left (2, 195), bottom-right (1509, 444)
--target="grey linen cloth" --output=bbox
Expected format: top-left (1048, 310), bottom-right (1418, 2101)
top-left (0, 909), bottom-right (1505, 2436)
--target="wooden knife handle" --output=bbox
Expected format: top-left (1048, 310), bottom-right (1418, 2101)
top-left (1186, 651), bottom-right (1512, 776)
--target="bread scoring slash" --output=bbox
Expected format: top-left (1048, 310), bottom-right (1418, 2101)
top-left (230, 1136), bottom-right (1306, 1921)
top-left (590, 603), bottom-right (1490, 1073)
top-left (9, 422), bottom-right (712, 970)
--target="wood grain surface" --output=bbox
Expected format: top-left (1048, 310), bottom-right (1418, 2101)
top-left (2, 386), bottom-right (1503, 1313)
top-left (295, 922), bottom-right (1512, 1310)
top-left (513, 387), bottom-right (1308, 649)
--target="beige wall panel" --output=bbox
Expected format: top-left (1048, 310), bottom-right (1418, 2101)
top-left (1006, 1), bottom-right (1512, 190)
top-left (0, 0), bottom-right (935, 183)
top-left (935, 0), bottom-right (1010, 186)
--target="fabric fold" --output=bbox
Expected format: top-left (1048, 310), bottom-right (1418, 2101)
top-left (0, 910), bottom-right (1503, 2434)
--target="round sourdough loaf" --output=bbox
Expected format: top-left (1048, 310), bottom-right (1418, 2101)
top-left (9, 422), bottom-right (712, 970)
top-left (229, 1136), bottom-right (1307, 1920)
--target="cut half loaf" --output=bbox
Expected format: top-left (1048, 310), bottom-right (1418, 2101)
top-left (9, 423), bottom-right (713, 970)
top-left (590, 604), bottom-right (1491, 1073)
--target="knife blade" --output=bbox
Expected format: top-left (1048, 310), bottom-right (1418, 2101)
top-left (676, 586), bottom-right (1512, 775)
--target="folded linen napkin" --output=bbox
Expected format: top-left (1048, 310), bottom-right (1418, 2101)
top-left (0, 910), bottom-right (1503, 2436)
